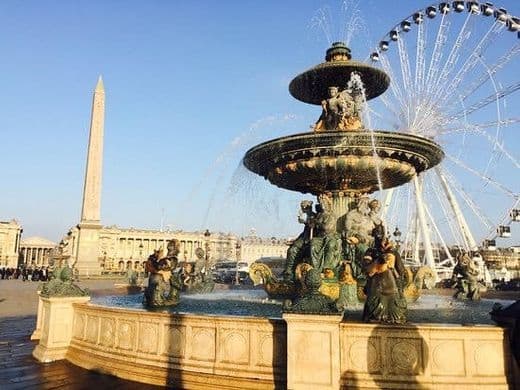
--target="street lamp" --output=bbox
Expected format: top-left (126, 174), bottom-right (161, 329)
top-left (235, 241), bottom-right (242, 285)
top-left (393, 227), bottom-right (402, 252)
top-left (203, 229), bottom-right (211, 270)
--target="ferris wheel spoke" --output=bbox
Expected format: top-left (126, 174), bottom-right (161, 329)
top-left (439, 22), bottom-right (505, 106)
top-left (414, 18), bottom-right (427, 98)
top-left (396, 31), bottom-right (414, 105)
top-left (446, 154), bottom-right (517, 198)
top-left (379, 54), bottom-right (409, 115)
top-left (440, 117), bottom-right (520, 135)
top-left (486, 197), bottom-right (520, 240)
top-left (441, 123), bottom-right (520, 169)
top-left (434, 167), bottom-right (478, 249)
top-left (440, 167), bottom-right (495, 231)
top-left (429, 173), bottom-right (468, 247)
top-left (370, 3), bottom-right (520, 249)
top-left (458, 42), bottom-right (520, 102)
top-left (429, 11), bottom-right (474, 102)
top-left (449, 81), bottom-right (520, 121)
top-left (425, 12), bottom-right (450, 95)
top-left (423, 187), bottom-right (458, 258)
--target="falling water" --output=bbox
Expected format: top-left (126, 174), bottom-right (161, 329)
top-left (310, 0), bottom-right (368, 48)
top-left (170, 114), bottom-right (305, 238)
top-left (347, 72), bottom-right (383, 191)
top-left (345, 72), bottom-right (385, 194)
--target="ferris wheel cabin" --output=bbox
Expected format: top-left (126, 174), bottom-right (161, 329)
top-left (483, 239), bottom-right (497, 251)
top-left (497, 225), bottom-right (511, 238)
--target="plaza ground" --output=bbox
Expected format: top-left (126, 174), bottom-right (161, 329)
top-left (0, 278), bottom-right (164, 389)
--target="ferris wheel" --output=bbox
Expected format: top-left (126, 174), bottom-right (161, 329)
top-left (366, 1), bottom-right (520, 270)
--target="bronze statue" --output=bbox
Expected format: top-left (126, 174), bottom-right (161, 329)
top-left (284, 200), bottom-right (315, 281)
top-left (143, 240), bottom-right (182, 307)
top-left (362, 224), bottom-right (407, 324)
top-left (368, 199), bottom-right (382, 226)
top-left (313, 81), bottom-right (363, 132)
top-left (309, 194), bottom-right (342, 275)
top-left (451, 252), bottom-right (481, 301)
top-left (40, 255), bottom-right (88, 297)
top-left (283, 268), bottom-right (339, 314)
top-left (181, 247), bottom-right (215, 294)
top-left (344, 196), bottom-right (373, 266)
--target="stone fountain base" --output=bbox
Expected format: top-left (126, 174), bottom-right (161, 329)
top-left (32, 297), bottom-right (518, 389)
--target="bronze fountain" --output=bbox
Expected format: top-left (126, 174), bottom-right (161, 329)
top-left (245, 42), bottom-right (444, 314)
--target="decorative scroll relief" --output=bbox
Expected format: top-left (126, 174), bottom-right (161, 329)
top-left (388, 339), bottom-right (421, 375)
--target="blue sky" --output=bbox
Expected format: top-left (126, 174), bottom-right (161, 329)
top-left (1, 0), bottom-right (518, 244)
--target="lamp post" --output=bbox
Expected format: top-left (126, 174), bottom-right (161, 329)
top-left (139, 243), bottom-right (144, 259)
top-left (204, 229), bottom-right (211, 272)
top-left (235, 241), bottom-right (242, 285)
top-left (393, 227), bottom-right (402, 253)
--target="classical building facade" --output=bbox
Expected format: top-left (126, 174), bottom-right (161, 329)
top-left (62, 225), bottom-right (237, 273)
top-left (239, 232), bottom-right (288, 264)
top-left (0, 220), bottom-right (23, 268)
top-left (19, 237), bottom-right (57, 267)
top-left (482, 248), bottom-right (520, 279)
top-left (59, 224), bottom-right (288, 273)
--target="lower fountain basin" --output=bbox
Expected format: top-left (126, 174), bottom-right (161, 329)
top-left (92, 290), bottom-right (512, 325)
top-left (32, 290), bottom-right (518, 389)
top-left (243, 131), bottom-right (444, 194)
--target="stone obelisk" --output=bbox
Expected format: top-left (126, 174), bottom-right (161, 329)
top-left (75, 77), bottom-right (105, 276)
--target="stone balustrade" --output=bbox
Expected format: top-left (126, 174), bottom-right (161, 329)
top-left (32, 299), bottom-right (518, 389)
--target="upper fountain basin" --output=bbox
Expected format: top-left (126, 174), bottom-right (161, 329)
top-left (289, 60), bottom-right (390, 104)
top-left (243, 130), bottom-right (444, 195)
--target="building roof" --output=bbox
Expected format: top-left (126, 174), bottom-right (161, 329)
top-left (20, 236), bottom-right (56, 247)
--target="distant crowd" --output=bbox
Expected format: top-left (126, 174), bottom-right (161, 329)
top-left (0, 266), bottom-right (50, 281)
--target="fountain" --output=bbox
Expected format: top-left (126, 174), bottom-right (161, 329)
top-left (31, 42), bottom-right (518, 389)
top-left (247, 42), bottom-right (443, 305)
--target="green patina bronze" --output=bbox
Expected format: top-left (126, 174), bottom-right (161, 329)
top-left (246, 43), bottom-right (444, 317)
top-left (40, 260), bottom-right (89, 298)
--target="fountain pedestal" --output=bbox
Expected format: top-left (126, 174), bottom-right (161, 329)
top-left (32, 295), bottom-right (91, 362)
top-left (284, 313), bottom-right (343, 390)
